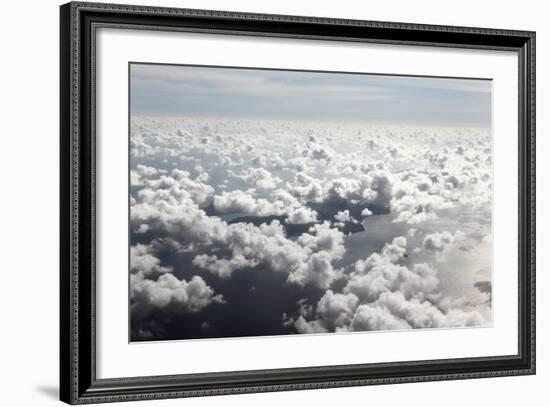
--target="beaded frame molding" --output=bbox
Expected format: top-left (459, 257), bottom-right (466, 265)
top-left (60, 1), bottom-right (536, 404)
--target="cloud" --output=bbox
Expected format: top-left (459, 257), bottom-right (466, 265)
top-left (192, 253), bottom-right (258, 279)
top-left (296, 222), bottom-right (346, 258)
top-left (214, 191), bottom-right (312, 228)
top-left (219, 220), bottom-right (346, 289)
top-left (301, 140), bottom-right (335, 161)
top-left (309, 290), bottom-right (359, 332)
top-left (287, 251), bottom-right (343, 290)
top-left (212, 188), bottom-right (318, 221)
top-left (344, 237), bottom-right (437, 303)
top-left (361, 208), bottom-right (373, 217)
top-left (293, 316), bottom-right (328, 334)
top-left (422, 230), bottom-right (465, 252)
top-left (130, 244), bottom-right (172, 276)
top-left (139, 185), bottom-right (345, 288)
top-left (232, 167), bottom-right (282, 190)
top-left (334, 210), bottom-right (352, 223)
top-left (326, 171), bottom-right (393, 208)
top-left (132, 169), bottom-right (344, 288)
top-left (286, 206), bottom-right (318, 224)
top-left (288, 233), bottom-right (487, 333)
top-left (224, 220), bottom-right (345, 288)
top-left (364, 291), bottom-right (484, 329)
top-left (349, 303), bottom-right (411, 331)
top-left (213, 189), bottom-right (283, 216)
top-left (325, 178), bottom-right (376, 202)
top-left (129, 115), bottom-right (493, 339)
top-left (132, 273), bottom-right (224, 311)
top-left (137, 169), bottom-right (214, 206)
top-left (287, 172), bottom-right (325, 203)
top-left (137, 164), bottom-right (158, 176)
top-left (129, 244), bottom-right (224, 313)
top-left (390, 188), bottom-right (452, 224)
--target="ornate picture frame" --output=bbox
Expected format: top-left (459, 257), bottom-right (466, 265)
top-left (60, 2), bottom-right (535, 404)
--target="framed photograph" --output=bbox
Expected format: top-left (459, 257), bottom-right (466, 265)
top-left (60, 1), bottom-right (535, 404)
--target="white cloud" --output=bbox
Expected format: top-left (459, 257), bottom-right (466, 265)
top-left (289, 233), bottom-right (488, 332)
top-left (287, 251), bottom-right (343, 289)
top-left (130, 244), bottom-right (172, 276)
top-left (129, 244), bottom-right (224, 313)
top-left (137, 164), bottom-right (158, 176)
top-left (129, 117), bottom-right (493, 337)
top-left (312, 290), bottom-right (359, 331)
top-left (132, 172), bottom-right (344, 289)
top-left (287, 172), bottom-right (325, 203)
top-left (422, 230), bottom-right (465, 252)
top-left (390, 191), bottom-right (451, 224)
top-left (371, 291), bottom-right (484, 329)
top-left (296, 222), bottom-right (346, 259)
top-left (235, 167), bottom-right (282, 190)
top-left (293, 316), bottom-right (328, 334)
top-left (212, 188), bottom-right (318, 222)
top-left (192, 253), bottom-right (258, 279)
top-left (349, 303), bottom-right (411, 331)
top-left (361, 208), bottom-right (373, 217)
top-left (132, 273), bottom-right (224, 311)
top-left (131, 186), bottom-right (229, 247)
top-left (286, 206), bottom-right (318, 224)
top-left (137, 169), bottom-right (214, 206)
top-left (213, 189), bottom-right (283, 216)
top-left (334, 210), bottom-right (352, 223)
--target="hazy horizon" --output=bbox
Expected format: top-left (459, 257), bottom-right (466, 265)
top-left (130, 63), bottom-right (492, 128)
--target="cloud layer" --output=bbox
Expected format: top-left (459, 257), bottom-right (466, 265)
top-left (129, 107), bottom-right (492, 340)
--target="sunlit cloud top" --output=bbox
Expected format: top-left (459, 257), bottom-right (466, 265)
top-left (130, 63), bottom-right (492, 128)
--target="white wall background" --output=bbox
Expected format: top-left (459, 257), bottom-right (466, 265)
top-left (0, 0), bottom-right (545, 406)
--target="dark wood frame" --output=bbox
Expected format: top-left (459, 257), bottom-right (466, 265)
top-left (60, 1), bottom-right (536, 404)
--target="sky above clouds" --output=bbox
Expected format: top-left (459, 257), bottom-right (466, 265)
top-left (130, 63), bottom-right (492, 128)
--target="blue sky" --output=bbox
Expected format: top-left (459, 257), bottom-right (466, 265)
top-left (130, 63), bottom-right (492, 128)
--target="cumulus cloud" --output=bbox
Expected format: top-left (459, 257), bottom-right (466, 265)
top-left (422, 230), bottom-right (465, 251)
top-left (132, 171), bottom-right (344, 288)
top-left (129, 116), bottom-right (492, 339)
top-left (390, 186), bottom-right (452, 224)
top-left (419, 230), bottom-right (467, 260)
top-left (130, 244), bottom-right (172, 276)
top-left (192, 253), bottom-right (258, 279)
top-left (349, 303), bottom-right (411, 331)
top-left (234, 167), bottom-right (282, 190)
top-left (357, 291), bottom-right (483, 330)
top-left (289, 234), bottom-right (488, 333)
top-left (137, 164), bottom-right (158, 177)
top-left (299, 139), bottom-right (335, 161)
top-left (213, 189), bottom-right (283, 216)
top-left (131, 186), bottom-right (228, 247)
top-left (132, 273), bottom-right (224, 310)
top-left (287, 251), bottom-right (343, 289)
top-left (212, 188), bottom-right (319, 223)
top-left (361, 208), bottom-right (373, 217)
top-left (286, 206), bottom-right (318, 224)
top-left (297, 290), bottom-right (359, 332)
top-left (129, 243), bottom-right (224, 313)
top-left (344, 237), bottom-right (438, 302)
top-left (334, 210), bottom-right (352, 223)
top-left (287, 172), bottom-right (325, 203)
top-left (137, 168), bottom-right (214, 206)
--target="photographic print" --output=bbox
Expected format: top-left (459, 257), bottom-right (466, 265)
top-left (129, 63), bottom-right (493, 342)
